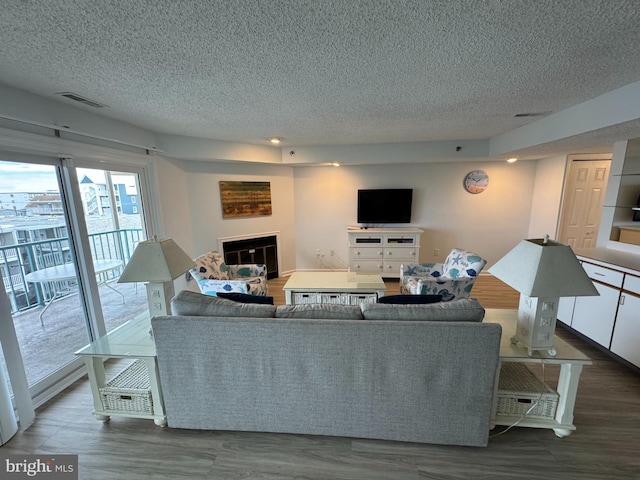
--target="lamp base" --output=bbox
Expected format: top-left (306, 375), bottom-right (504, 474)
top-left (145, 282), bottom-right (175, 317)
top-left (514, 294), bottom-right (559, 357)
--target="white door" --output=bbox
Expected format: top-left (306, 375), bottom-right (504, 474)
top-left (559, 160), bottom-right (610, 248)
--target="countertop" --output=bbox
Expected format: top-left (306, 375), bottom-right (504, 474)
top-left (573, 247), bottom-right (640, 274)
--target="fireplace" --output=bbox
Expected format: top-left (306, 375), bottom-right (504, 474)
top-left (220, 234), bottom-right (279, 279)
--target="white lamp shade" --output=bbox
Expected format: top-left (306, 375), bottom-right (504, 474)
top-left (488, 238), bottom-right (599, 297)
top-left (118, 237), bottom-right (195, 283)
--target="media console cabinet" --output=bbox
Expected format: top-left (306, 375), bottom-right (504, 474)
top-left (348, 227), bottom-right (423, 278)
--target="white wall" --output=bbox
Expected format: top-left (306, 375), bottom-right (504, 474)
top-left (157, 160), bottom-right (298, 275)
top-left (156, 134), bottom-right (281, 163)
top-left (0, 84), bottom-right (157, 150)
top-left (154, 157), bottom-right (544, 276)
top-left (527, 155), bottom-right (567, 239)
top-left (490, 80), bottom-right (640, 156)
top-left (152, 156), bottom-right (194, 254)
top-left (293, 161), bottom-right (539, 270)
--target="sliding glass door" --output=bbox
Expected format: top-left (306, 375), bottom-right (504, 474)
top-left (0, 159), bottom-right (89, 391)
top-left (0, 156), bottom-right (150, 402)
top-left (76, 167), bottom-right (148, 332)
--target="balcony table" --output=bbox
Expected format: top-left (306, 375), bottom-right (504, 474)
top-left (24, 259), bottom-right (124, 325)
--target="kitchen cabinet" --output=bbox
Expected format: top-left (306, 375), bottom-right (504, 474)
top-left (610, 274), bottom-right (640, 368)
top-left (559, 250), bottom-right (640, 372)
top-left (570, 281), bottom-right (619, 348)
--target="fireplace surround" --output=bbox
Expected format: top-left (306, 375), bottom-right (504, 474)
top-left (218, 233), bottom-right (279, 279)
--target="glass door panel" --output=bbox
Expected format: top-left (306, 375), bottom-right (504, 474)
top-left (0, 159), bottom-right (90, 389)
top-left (76, 168), bottom-right (148, 332)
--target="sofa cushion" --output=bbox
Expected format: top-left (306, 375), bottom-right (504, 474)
top-left (377, 294), bottom-right (442, 304)
top-left (360, 297), bottom-right (485, 322)
top-left (217, 292), bottom-right (274, 304)
top-left (275, 304), bottom-right (364, 320)
top-left (171, 290), bottom-right (276, 318)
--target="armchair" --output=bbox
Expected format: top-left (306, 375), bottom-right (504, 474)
top-left (189, 251), bottom-right (268, 296)
top-left (400, 248), bottom-right (487, 301)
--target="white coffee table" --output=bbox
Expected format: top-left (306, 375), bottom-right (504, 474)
top-left (283, 271), bottom-right (386, 305)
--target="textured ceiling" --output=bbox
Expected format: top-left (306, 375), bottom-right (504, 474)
top-left (1, 0), bottom-right (640, 152)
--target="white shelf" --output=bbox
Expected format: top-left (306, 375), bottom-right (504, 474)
top-left (493, 414), bottom-right (575, 432)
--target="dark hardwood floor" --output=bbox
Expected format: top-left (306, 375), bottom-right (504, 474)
top-left (3, 275), bottom-right (639, 479)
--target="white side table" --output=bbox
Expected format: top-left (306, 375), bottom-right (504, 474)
top-left (75, 313), bottom-right (166, 427)
top-left (486, 309), bottom-right (592, 437)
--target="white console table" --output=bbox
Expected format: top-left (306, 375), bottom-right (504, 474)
top-left (348, 227), bottom-right (423, 278)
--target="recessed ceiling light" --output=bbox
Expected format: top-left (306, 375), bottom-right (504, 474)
top-left (507, 157), bottom-right (518, 163)
top-left (269, 137), bottom-right (281, 144)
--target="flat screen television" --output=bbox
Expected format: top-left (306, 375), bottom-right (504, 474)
top-left (357, 189), bottom-right (413, 224)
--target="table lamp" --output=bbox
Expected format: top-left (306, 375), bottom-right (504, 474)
top-left (488, 236), bottom-right (599, 356)
top-left (118, 237), bottom-right (195, 316)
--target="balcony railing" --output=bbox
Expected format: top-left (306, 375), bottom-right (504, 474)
top-left (1, 228), bottom-right (144, 313)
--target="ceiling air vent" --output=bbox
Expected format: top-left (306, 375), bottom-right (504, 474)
top-left (56, 92), bottom-right (107, 108)
top-left (514, 111), bottom-right (551, 118)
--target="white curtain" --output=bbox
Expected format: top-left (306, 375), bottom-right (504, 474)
top-left (0, 289), bottom-right (35, 437)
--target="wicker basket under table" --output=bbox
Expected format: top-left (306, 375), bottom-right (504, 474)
top-left (292, 292), bottom-right (378, 305)
top-left (99, 360), bottom-right (153, 415)
top-left (497, 362), bottom-right (559, 420)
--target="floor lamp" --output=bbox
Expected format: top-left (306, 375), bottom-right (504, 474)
top-left (488, 236), bottom-right (599, 356)
top-left (118, 237), bottom-right (195, 317)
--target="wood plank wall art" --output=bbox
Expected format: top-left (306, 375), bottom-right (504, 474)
top-left (219, 181), bottom-right (273, 218)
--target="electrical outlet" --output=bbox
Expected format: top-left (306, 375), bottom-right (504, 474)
top-left (316, 249), bottom-right (321, 257)
top-left (330, 249), bottom-right (335, 256)
top-left (434, 248), bottom-right (440, 257)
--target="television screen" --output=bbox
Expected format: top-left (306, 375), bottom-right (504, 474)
top-left (357, 189), bottom-right (413, 224)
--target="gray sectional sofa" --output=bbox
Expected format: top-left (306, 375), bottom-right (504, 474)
top-left (151, 290), bottom-right (502, 447)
